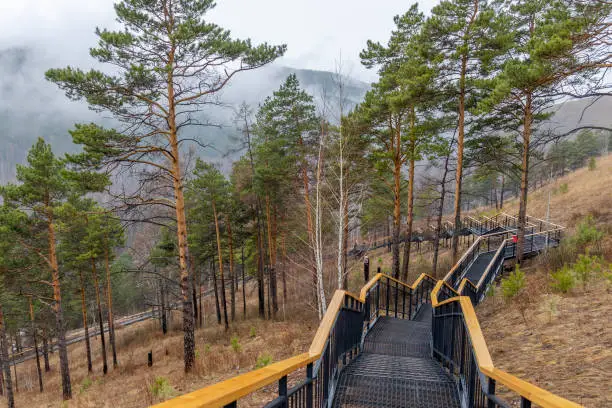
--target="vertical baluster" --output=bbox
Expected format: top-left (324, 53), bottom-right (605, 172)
top-left (402, 287), bottom-right (406, 319)
top-left (279, 375), bottom-right (288, 408)
top-left (394, 281), bottom-right (398, 318)
top-left (385, 278), bottom-right (390, 316)
top-left (376, 283), bottom-right (380, 318)
top-left (487, 378), bottom-right (496, 408)
top-left (520, 398), bottom-right (532, 408)
top-left (224, 402), bottom-right (237, 408)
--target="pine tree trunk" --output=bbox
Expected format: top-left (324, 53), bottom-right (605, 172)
top-left (29, 299), bottom-right (43, 392)
top-left (517, 92), bottom-right (533, 263)
top-left (160, 279), bottom-right (167, 335)
top-left (103, 246), bottom-right (118, 369)
top-left (264, 195), bottom-right (278, 318)
top-left (500, 175), bottom-right (505, 209)
top-left (452, 54), bottom-right (468, 263)
top-left (227, 218), bottom-right (236, 322)
top-left (47, 210), bottom-right (71, 399)
top-left (433, 146), bottom-right (452, 277)
top-left (0, 306), bottom-right (14, 408)
top-left (212, 200), bottom-right (229, 330)
top-left (241, 247), bottom-right (247, 319)
top-left (166, 52), bottom-right (195, 371)
top-left (255, 216), bottom-right (266, 319)
top-left (78, 270), bottom-right (93, 373)
top-left (42, 328), bottom-right (50, 372)
top-left (90, 258), bottom-right (108, 375)
top-left (191, 268), bottom-right (198, 329)
top-left (211, 259), bottom-right (221, 325)
top-left (401, 134), bottom-right (416, 282)
top-left (280, 230), bottom-right (288, 305)
top-left (392, 148), bottom-right (402, 280)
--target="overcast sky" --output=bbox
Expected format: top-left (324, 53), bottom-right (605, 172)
top-left (0, 0), bottom-right (439, 82)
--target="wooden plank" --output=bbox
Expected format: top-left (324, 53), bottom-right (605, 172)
top-left (153, 353), bottom-right (317, 408)
top-left (308, 290), bottom-right (346, 356)
top-left (459, 297), bottom-right (494, 369)
top-left (481, 367), bottom-right (583, 408)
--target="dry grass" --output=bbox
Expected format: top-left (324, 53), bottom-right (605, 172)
top-left (477, 265), bottom-right (612, 407)
top-left (483, 154), bottom-right (612, 228)
top-left (4, 285), bottom-right (318, 408)
top-left (475, 156), bottom-right (612, 407)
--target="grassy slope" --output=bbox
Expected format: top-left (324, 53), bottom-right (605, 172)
top-left (477, 154), bottom-right (612, 407)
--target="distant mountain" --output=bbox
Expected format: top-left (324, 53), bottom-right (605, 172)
top-left (0, 46), bottom-right (369, 182)
top-left (0, 45), bottom-right (610, 183)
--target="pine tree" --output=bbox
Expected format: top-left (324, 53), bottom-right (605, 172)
top-left (0, 139), bottom-right (74, 399)
top-left (477, 0), bottom-right (610, 261)
top-left (253, 75), bottom-right (320, 316)
top-left (424, 0), bottom-right (511, 261)
top-left (46, 0), bottom-right (285, 371)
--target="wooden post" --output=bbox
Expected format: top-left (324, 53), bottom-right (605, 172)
top-left (363, 256), bottom-right (370, 283)
top-left (148, 351), bottom-right (153, 367)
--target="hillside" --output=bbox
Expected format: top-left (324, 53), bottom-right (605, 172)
top-left (476, 154), bottom-right (612, 407)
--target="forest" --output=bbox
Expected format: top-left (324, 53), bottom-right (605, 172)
top-left (0, 0), bottom-right (610, 406)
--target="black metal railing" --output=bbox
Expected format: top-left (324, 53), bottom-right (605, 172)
top-left (219, 273), bottom-right (437, 408)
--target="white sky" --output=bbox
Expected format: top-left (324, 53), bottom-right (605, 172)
top-left (0, 0), bottom-right (439, 82)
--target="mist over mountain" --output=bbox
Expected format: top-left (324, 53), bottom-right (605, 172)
top-left (0, 46), bottom-right (369, 182)
top-left (0, 45), bottom-right (610, 183)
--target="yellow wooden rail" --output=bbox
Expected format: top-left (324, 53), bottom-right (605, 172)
top-left (430, 283), bottom-right (582, 408)
top-left (154, 273), bottom-right (430, 408)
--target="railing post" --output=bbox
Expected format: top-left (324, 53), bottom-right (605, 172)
top-left (402, 288), bottom-right (406, 319)
top-left (279, 375), bottom-right (287, 408)
top-left (306, 363), bottom-right (314, 408)
top-left (394, 281), bottom-right (398, 318)
top-left (223, 402), bottom-right (237, 408)
top-left (520, 397), bottom-right (532, 408)
top-left (487, 378), bottom-right (496, 408)
top-left (375, 282), bottom-right (380, 318)
top-left (385, 278), bottom-right (390, 316)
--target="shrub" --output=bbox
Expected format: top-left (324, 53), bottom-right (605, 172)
top-left (249, 327), bottom-right (256, 338)
top-left (150, 377), bottom-right (174, 400)
top-left (559, 183), bottom-right (568, 194)
top-left (230, 335), bottom-right (242, 352)
top-left (540, 294), bottom-right (561, 323)
top-left (588, 157), bottom-right (596, 170)
top-left (550, 265), bottom-right (575, 293)
top-left (572, 216), bottom-right (603, 251)
top-left (204, 344), bottom-right (211, 353)
top-left (79, 377), bottom-right (93, 394)
top-left (500, 265), bottom-right (525, 300)
top-left (573, 254), bottom-right (603, 289)
top-left (539, 242), bottom-right (577, 272)
top-left (256, 353), bottom-right (273, 368)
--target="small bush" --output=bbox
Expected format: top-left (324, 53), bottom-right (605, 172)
top-left (249, 327), bottom-right (256, 338)
top-left (150, 377), bottom-right (174, 400)
top-left (256, 353), bottom-right (273, 368)
top-left (79, 377), bottom-right (93, 394)
top-left (572, 216), bottom-right (603, 251)
top-left (540, 294), bottom-right (561, 323)
top-left (588, 157), bottom-right (596, 170)
top-left (573, 254), bottom-right (603, 289)
top-left (230, 335), bottom-right (242, 352)
top-left (501, 265), bottom-right (525, 300)
top-left (559, 183), bottom-right (569, 194)
top-left (204, 344), bottom-right (211, 353)
top-left (550, 265), bottom-right (575, 293)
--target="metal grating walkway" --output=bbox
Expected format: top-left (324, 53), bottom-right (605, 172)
top-left (333, 305), bottom-right (460, 408)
